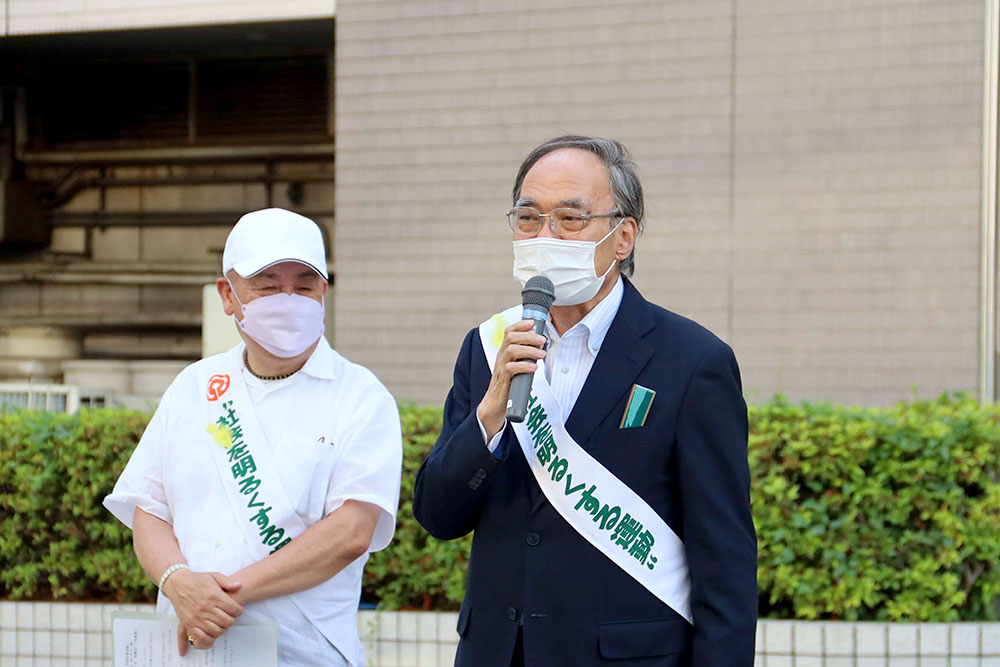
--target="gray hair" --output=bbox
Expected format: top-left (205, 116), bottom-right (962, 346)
top-left (512, 135), bottom-right (644, 277)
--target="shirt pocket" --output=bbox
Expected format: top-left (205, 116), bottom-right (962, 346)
top-left (274, 432), bottom-right (337, 521)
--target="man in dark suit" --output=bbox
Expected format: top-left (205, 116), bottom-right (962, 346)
top-left (413, 136), bottom-right (757, 666)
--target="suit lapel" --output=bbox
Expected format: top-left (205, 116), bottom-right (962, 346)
top-left (529, 278), bottom-right (655, 513)
top-left (565, 278), bottom-right (655, 450)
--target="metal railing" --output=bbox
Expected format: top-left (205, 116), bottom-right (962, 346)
top-left (0, 382), bottom-right (80, 413)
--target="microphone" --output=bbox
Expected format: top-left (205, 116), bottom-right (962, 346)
top-left (506, 275), bottom-right (555, 423)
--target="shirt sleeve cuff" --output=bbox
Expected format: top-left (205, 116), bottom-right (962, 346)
top-left (477, 413), bottom-right (506, 454)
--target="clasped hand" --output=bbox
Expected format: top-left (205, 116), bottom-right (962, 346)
top-left (162, 568), bottom-right (243, 655)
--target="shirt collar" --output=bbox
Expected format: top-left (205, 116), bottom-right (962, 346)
top-left (299, 336), bottom-right (337, 380)
top-left (546, 276), bottom-right (624, 355)
top-left (241, 336), bottom-right (337, 383)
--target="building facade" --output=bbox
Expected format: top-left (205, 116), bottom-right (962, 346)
top-left (0, 1), bottom-right (335, 407)
top-left (334, 0), bottom-right (987, 406)
top-left (0, 0), bottom-right (990, 408)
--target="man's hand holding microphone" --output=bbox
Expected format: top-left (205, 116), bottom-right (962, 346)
top-left (476, 276), bottom-right (556, 441)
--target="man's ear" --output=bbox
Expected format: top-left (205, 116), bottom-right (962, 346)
top-left (216, 276), bottom-right (237, 317)
top-left (615, 217), bottom-right (638, 261)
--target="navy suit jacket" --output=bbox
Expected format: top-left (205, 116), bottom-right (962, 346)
top-left (413, 279), bottom-right (757, 666)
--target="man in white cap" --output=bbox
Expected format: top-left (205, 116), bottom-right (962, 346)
top-left (104, 208), bottom-right (403, 666)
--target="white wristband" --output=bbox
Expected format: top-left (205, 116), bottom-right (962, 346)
top-left (157, 563), bottom-right (189, 590)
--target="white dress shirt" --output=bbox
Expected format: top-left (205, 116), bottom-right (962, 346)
top-left (482, 277), bottom-right (624, 452)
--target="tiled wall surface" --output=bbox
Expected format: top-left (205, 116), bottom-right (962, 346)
top-left (2, 602), bottom-right (998, 666)
top-left (756, 620), bottom-right (1000, 666)
top-left (0, 602), bottom-right (460, 667)
top-left (0, 0), bottom-right (334, 35)
top-left (0, 601), bottom-right (124, 667)
top-left (359, 610), bottom-right (459, 667)
top-left (335, 0), bottom-right (985, 406)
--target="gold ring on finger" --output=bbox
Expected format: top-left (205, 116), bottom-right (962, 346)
top-left (188, 636), bottom-right (197, 647)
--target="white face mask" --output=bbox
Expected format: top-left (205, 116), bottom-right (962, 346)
top-left (512, 219), bottom-right (623, 306)
top-left (228, 280), bottom-right (325, 358)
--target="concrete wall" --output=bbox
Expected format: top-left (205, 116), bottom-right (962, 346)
top-left (334, 0), bottom-right (985, 406)
top-left (0, 0), bottom-right (334, 35)
top-left (7, 162), bottom-right (336, 366)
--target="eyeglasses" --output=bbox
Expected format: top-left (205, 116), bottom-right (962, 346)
top-left (506, 206), bottom-right (622, 237)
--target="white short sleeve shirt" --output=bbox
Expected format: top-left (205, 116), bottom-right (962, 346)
top-left (104, 337), bottom-right (402, 667)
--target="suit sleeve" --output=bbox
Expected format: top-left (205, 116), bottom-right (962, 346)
top-left (675, 341), bottom-right (758, 665)
top-left (413, 329), bottom-right (504, 540)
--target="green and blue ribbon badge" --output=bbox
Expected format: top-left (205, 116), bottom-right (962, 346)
top-left (620, 384), bottom-right (656, 429)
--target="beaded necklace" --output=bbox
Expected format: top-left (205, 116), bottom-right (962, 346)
top-left (243, 348), bottom-right (297, 381)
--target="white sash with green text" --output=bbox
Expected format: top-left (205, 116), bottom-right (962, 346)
top-left (197, 350), bottom-right (306, 560)
top-left (195, 348), bottom-right (358, 663)
top-left (480, 306), bottom-right (692, 624)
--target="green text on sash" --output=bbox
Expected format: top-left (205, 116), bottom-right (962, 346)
top-left (216, 400), bottom-right (293, 554)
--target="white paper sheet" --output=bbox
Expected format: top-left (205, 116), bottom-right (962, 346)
top-left (112, 611), bottom-right (279, 667)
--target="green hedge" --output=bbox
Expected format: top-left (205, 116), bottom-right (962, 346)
top-left (362, 406), bottom-right (471, 610)
top-left (754, 394), bottom-right (1000, 621)
top-left (0, 409), bottom-right (151, 601)
top-left (1, 394), bottom-right (999, 621)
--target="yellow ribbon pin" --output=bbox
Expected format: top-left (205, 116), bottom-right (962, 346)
top-left (490, 314), bottom-right (508, 349)
top-left (206, 422), bottom-right (233, 449)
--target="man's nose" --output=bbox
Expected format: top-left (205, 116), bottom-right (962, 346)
top-left (537, 216), bottom-right (559, 239)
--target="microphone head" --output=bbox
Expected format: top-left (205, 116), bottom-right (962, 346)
top-left (521, 275), bottom-right (556, 312)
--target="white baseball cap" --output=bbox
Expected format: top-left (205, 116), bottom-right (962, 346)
top-left (222, 208), bottom-right (328, 280)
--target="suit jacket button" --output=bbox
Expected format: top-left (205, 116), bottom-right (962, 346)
top-left (507, 607), bottom-right (519, 621)
top-left (468, 468), bottom-right (488, 489)
top-left (526, 532), bottom-right (540, 546)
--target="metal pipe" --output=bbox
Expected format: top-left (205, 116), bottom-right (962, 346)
top-left (0, 261), bottom-right (217, 274)
top-left (0, 271), bottom-right (216, 286)
top-left (981, 0), bottom-right (1000, 404)
top-left (20, 143), bottom-right (334, 166)
top-left (44, 173), bottom-right (336, 209)
top-left (0, 313), bottom-right (202, 328)
top-left (45, 210), bottom-right (335, 228)
top-left (82, 174), bottom-right (335, 188)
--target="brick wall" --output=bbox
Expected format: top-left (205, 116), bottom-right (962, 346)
top-left (730, 1), bottom-right (984, 405)
top-left (334, 0), bottom-right (984, 406)
top-left (335, 0), bottom-right (739, 403)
